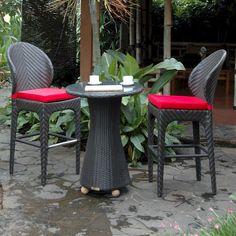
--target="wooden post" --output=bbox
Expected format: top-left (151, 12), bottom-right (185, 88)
top-left (80, 0), bottom-right (92, 82)
top-left (163, 0), bottom-right (172, 95)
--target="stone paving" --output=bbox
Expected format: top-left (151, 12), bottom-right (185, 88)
top-left (0, 125), bottom-right (236, 236)
top-left (0, 86), bottom-right (236, 235)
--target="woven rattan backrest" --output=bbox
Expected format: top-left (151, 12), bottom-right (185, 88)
top-left (188, 49), bottom-right (227, 105)
top-left (7, 42), bottom-right (54, 94)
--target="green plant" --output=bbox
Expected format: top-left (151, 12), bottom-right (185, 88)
top-left (0, 96), bottom-right (90, 148)
top-left (0, 0), bottom-right (21, 85)
top-left (0, 49), bottom-right (185, 166)
top-left (197, 208), bottom-right (236, 236)
top-left (230, 192), bottom-right (236, 202)
top-left (94, 50), bottom-right (185, 166)
top-left (100, 10), bottom-right (120, 53)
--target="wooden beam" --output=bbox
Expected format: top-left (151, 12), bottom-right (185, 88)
top-left (80, 0), bottom-right (92, 81)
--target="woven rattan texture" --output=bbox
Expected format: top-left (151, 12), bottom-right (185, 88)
top-left (7, 42), bottom-right (81, 186)
top-left (188, 49), bottom-right (227, 105)
top-left (66, 81), bottom-right (143, 191)
top-left (81, 98), bottom-right (131, 190)
top-left (148, 49), bottom-right (227, 197)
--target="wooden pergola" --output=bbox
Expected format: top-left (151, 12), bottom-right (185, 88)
top-left (80, 0), bottom-right (172, 94)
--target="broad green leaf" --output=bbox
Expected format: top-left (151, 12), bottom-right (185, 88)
top-left (165, 133), bottom-right (181, 145)
top-left (130, 134), bottom-right (145, 152)
top-left (149, 70), bottom-right (177, 94)
top-left (121, 96), bottom-right (130, 106)
top-left (139, 93), bottom-right (148, 105)
top-left (122, 115), bottom-right (144, 132)
top-left (66, 121), bottom-right (75, 137)
top-left (81, 106), bottom-right (90, 117)
top-left (106, 49), bottom-right (126, 63)
top-left (141, 128), bottom-right (148, 138)
top-left (50, 111), bottom-right (61, 123)
top-left (17, 116), bottom-right (28, 129)
top-left (138, 75), bottom-right (152, 85)
top-left (134, 95), bottom-right (142, 117)
top-left (80, 98), bottom-right (88, 108)
top-left (121, 103), bottom-right (135, 124)
top-left (101, 52), bottom-right (113, 71)
top-left (50, 124), bottom-right (64, 133)
top-left (229, 192), bottom-right (236, 201)
top-left (153, 58), bottom-right (185, 70)
top-left (122, 53), bottom-right (140, 75)
top-left (108, 58), bottom-right (118, 76)
top-left (56, 113), bottom-right (73, 127)
top-left (121, 135), bottom-right (129, 147)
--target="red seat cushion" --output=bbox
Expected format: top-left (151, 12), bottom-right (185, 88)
top-left (11, 88), bottom-right (77, 103)
top-left (148, 94), bottom-right (212, 110)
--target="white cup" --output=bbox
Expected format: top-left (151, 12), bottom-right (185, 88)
top-left (89, 75), bottom-right (100, 84)
top-left (123, 75), bottom-right (133, 84)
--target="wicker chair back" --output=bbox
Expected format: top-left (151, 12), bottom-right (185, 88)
top-left (188, 49), bottom-right (227, 105)
top-left (7, 42), bottom-right (54, 94)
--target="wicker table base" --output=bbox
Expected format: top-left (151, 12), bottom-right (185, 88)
top-left (81, 97), bottom-right (131, 191)
top-left (66, 81), bottom-right (143, 195)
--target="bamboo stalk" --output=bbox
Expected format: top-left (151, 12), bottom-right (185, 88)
top-left (136, 1), bottom-right (141, 64)
top-left (163, 0), bottom-right (172, 95)
top-left (129, 6), bottom-right (135, 56)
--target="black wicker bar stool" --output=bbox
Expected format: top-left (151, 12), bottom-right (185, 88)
top-left (147, 49), bottom-right (227, 197)
top-left (7, 42), bottom-right (81, 186)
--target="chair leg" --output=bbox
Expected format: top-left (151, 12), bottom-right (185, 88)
top-left (192, 121), bottom-right (201, 181)
top-left (203, 113), bottom-right (217, 195)
top-left (157, 116), bottom-right (167, 197)
top-left (9, 103), bottom-right (18, 175)
top-left (147, 110), bottom-right (155, 182)
top-left (39, 112), bottom-right (49, 186)
top-left (74, 109), bottom-right (80, 175)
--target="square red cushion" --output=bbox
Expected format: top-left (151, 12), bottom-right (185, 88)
top-left (11, 88), bottom-right (77, 103)
top-left (148, 94), bottom-right (212, 110)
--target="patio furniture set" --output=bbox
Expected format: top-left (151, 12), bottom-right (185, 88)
top-left (6, 42), bottom-right (226, 197)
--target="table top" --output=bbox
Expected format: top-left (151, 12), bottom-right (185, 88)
top-left (66, 80), bottom-right (143, 98)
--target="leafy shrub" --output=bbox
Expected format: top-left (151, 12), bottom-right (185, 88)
top-left (94, 50), bottom-right (185, 166)
top-left (0, 0), bottom-right (21, 86)
top-left (0, 48), bottom-right (185, 166)
top-left (0, 96), bottom-right (90, 149)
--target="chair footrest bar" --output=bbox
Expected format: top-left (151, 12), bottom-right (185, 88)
top-left (17, 132), bottom-right (76, 141)
top-left (166, 143), bottom-right (208, 154)
top-left (17, 132), bottom-right (40, 139)
top-left (165, 144), bottom-right (200, 148)
top-left (164, 153), bottom-right (208, 158)
top-left (148, 145), bottom-right (208, 161)
top-left (16, 138), bottom-right (40, 148)
top-left (48, 132), bottom-right (76, 140)
top-left (48, 139), bottom-right (78, 149)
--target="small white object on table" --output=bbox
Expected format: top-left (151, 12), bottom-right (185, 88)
top-left (85, 85), bottom-right (123, 92)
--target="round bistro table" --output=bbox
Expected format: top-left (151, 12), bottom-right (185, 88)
top-left (66, 80), bottom-right (143, 196)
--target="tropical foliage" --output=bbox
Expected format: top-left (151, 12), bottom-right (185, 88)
top-left (93, 50), bottom-right (185, 165)
top-left (0, 0), bottom-right (21, 85)
top-left (0, 50), bottom-right (185, 165)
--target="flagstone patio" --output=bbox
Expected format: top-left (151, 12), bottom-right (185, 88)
top-left (0, 124), bottom-right (236, 236)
